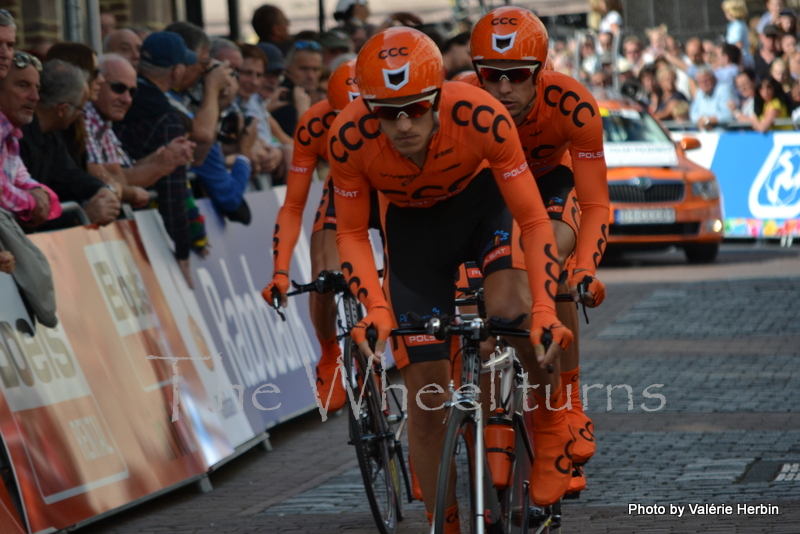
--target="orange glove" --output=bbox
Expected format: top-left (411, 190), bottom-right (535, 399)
top-left (569, 270), bottom-right (606, 308)
top-left (262, 271), bottom-right (290, 307)
top-left (530, 312), bottom-right (573, 352)
top-left (350, 306), bottom-right (394, 356)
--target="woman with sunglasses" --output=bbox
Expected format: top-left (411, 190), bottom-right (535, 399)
top-left (264, 60), bottom-right (365, 412)
top-left (329, 27), bottom-right (573, 529)
top-left (471, 6), bottom-right (610, 499)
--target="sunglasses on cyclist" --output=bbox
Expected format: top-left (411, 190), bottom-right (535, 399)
top-left (366, 91), bottom-right (438, 121)
top-left (13, 52), bottom-right (42, 72)
top-left (105, 80), bottom-right (138, 98)
top-left (476, 63), bottom-right (540, 84)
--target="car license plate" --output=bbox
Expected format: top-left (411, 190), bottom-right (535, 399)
top-left (614, 208), bottom-right (676, 224)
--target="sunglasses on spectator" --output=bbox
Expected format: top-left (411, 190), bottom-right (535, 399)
top-left (104, 80), bottom-right (138, 98)
top-left (294, 40), bottom-right (323, 52)
top-left (476, 64), bottom-right (539, 84)
top-left (13, 52), bottom-right (42, 72)
top-left (366, 91), bottom-right (438, 120)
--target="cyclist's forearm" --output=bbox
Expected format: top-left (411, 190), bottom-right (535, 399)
top-left (273, 170), bottom-right (315, 273)
top-left (573, 205), bottom-right (609, 276)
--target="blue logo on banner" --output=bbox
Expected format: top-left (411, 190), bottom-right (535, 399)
top-left (749, 137), bottom-right (800, 219)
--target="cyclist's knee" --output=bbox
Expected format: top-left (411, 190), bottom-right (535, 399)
top-left (551, 221), bottom-right (575, 268)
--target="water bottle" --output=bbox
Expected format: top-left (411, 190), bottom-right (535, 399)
top-left (484, 412), bottom-right (515, 489)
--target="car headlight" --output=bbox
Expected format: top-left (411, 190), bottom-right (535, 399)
top-left (692, 180), bottom-right (719, 200)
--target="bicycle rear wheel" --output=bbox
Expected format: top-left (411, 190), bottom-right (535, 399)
top-left (344, 337), bottom-right (400, 534)
top-left (433, 408), bottom-right (477, 534)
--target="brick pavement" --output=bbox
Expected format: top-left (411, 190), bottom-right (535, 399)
top-left (81, 243), bottom-right (800, 534)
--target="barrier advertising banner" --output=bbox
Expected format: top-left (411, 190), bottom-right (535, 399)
top-left (0, 222), bottom-right (232, 533)
top-left (682, 131), bottom-right (800, 238)
top-left (137, 189), bottom-right (323, 437)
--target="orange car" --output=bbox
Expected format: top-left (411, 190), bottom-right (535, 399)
top-left (598, 97), bottom-right (724, 263)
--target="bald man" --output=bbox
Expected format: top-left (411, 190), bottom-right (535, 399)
top-left (103, 29), bottom-right (142, 68)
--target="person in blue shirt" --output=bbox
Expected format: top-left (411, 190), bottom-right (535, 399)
top-left (690, 67), bottom-right (736, 130)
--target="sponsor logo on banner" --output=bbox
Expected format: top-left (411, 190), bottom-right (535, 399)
top-left (196, 254), bottom-right (309, 390)
top-left (85, 241), bottom-right (174, 391)
top-left (0, 277), bottom-right (129, 505)
top-left (604, 142), bottom-right (678, 168)
top-left (748, 135), bottom-right (800, 218)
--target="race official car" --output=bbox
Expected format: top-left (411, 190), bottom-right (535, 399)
top-left (598, 97), bottom-right (724, 263)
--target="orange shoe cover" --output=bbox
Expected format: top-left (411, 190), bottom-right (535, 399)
top-left (315, 338), bottom-right (345, 412)
top-left (566, 464), bottom-right (586, 495)
top-left (426, 504), bottom-right (461, 533)
top-left (409, 457), bottom-right (424, 501)
top-left (529, 387), bottom-right (574, 507)
top-left (562, 367), bottom-right (595, 465)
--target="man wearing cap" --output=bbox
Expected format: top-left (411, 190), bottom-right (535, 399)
top-left (756, 24), bottom-right (782, 81)
top-left (256, 42), bottom-right (287, 110)
top-left (318, 29), bottom-right (353, 69)
top-left (114, 31), bottom-right (200, 289)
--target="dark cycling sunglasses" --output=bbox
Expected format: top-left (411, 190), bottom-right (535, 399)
top-left (294, 40), bottom-right (322, 52)
top-left (366, 91), bottom-right (438, 121)
top-left (476, 63), bottom-right (540, 84)
top-left (13, 52), bottom-right (42, 72)
top-left (105, 80), bottom-right (138, 98)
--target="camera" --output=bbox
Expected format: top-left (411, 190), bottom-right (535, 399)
top-left (218, 111), bottom-right (254, 144)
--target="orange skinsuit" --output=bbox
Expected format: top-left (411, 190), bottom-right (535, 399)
top-left (518, 70), bottom-right (610, 277)
top-left (329, 82), bottom-right (568, 363)
top-left (271, 99), bottom-right (337, 274)
top-left (461, 70), bottom-right (610, 276)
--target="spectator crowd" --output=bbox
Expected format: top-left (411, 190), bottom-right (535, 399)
top-left (1, 0), bottom-right (796, 286)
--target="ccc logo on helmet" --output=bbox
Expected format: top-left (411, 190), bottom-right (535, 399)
top-left (491, 17), bottom-right (518, 25)
top-left (378, 47), bottom-right (409, 59)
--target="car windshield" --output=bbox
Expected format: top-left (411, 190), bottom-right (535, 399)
top-left (602, 107), bottom-right (672, 143)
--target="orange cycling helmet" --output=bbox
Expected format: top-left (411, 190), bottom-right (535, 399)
top-left (356, 27), bottom-right (444, 100)
top-left (328, 59), bottom-right (360, 113)
top-left (471, 7), bottom-right (549, 77)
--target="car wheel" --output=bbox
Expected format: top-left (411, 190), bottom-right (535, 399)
top-left (684, 243), bottom-right (719, 264)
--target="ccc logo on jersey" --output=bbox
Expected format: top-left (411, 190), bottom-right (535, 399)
top-left (330, 114), bottom-right (380, 163)
top-left (451, 100), bottom-right (512, 144)
top-left (296, 111), bottom-right (337, 146)
top-left (544, 85), bottom-right (596, 128)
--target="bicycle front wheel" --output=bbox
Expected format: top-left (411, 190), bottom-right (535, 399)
top-left (344, 337), bottom-right (400, 534)
top-left (433, 407), bottom-right (477, 534)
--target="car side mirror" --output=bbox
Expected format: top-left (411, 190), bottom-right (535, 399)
top-left (680, 137), bottom-right (702, 151)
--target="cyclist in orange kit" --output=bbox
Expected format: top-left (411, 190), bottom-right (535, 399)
top-left (263, 60), bottom-right (360, 412)
top-left (471, 7), bottom-right (610, 494)
top-left (329, 27), bottom-right (576, 525)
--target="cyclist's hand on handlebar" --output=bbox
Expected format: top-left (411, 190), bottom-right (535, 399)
top-left (351, 306), bottom-right (393, 359)
top-left (530, 314), bottom-right (573, 369)
top-left (569, 269), bottom-right (606, 308)
top-left (262, 272), bottom-right (290, 308)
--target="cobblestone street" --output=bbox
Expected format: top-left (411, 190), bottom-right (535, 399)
top-left (84, 244), bottom-right (800, 534)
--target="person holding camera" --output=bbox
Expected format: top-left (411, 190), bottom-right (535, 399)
top-left (190, 69), bottom-right (258, 224)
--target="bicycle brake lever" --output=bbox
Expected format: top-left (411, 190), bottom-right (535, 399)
top-left (542, 330), bottom-right (554, 374)
top-left (270, 288), bottom-right (286, 322)
top-left (578, 280), bottom-right (589, 324)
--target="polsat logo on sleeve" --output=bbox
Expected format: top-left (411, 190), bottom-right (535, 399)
top-left (502, 161), bottom-right (529, 180)
top-left (748, 135), bottom-right (800, 219)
